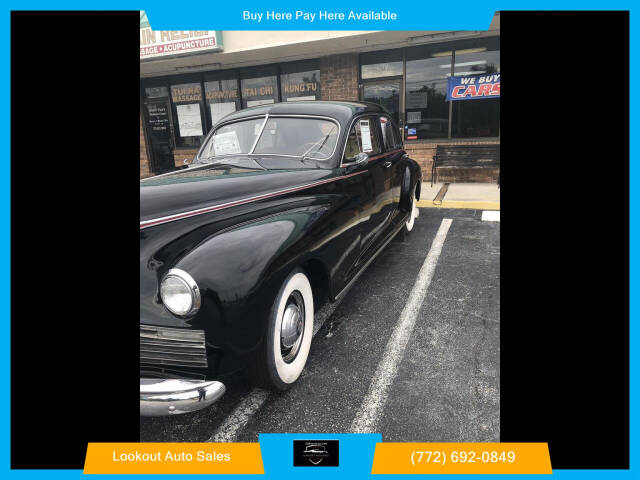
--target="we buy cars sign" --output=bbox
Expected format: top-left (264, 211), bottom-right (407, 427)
top-left (446, 73), bottom-right (500, 101)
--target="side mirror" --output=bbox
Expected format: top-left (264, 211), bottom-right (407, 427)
top-left (355, 152), bottom-right (369, 165)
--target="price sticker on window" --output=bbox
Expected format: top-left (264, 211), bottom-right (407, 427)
top-left (359, 119), bottom-right (373, 152)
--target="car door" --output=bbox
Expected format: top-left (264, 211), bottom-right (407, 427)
top-left (379, 115), bottom-right (408, 224)
top-left (342, 115), bottom-right (392, 263)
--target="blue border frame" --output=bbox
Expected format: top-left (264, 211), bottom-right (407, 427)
top-left (4, 2), bottom-right (637, 478)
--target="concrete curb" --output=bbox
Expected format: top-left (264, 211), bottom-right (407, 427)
top-left (417, 200), bottom-right (500, 210)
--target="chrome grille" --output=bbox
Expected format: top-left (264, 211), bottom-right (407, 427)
top-left (140, 325), bottom-right (208, 368)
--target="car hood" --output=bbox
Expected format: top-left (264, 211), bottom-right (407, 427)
top-left (140, 161), bottom-right (334, 224)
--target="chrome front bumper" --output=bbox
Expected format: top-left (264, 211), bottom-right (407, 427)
top-left (140, 378), bottom-right (226, 416)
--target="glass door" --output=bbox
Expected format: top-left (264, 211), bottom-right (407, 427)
top-left (362, 79), bottom-right (402, 132)
top-left (145, 100), bottom-right (176, 174)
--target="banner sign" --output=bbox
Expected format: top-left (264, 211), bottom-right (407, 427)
top-left (447, 73), bottom-right (500, 101)
top-left (84, 438), bottom-right (552, 475)
top-left (140, 12), bottom-right (222, 60)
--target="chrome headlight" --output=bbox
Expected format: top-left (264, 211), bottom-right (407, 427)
top-left (160, 269), bottom-right (201, 317)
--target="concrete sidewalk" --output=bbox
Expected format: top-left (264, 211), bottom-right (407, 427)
top-left (418, 182), bottom-right (500, 210)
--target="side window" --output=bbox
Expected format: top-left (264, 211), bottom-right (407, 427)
top-left (380, 116), bottom-right (394, 151)
top-left (343, 116), bottom-right (382, 163)
top-left (380, 115), bottom-right (403, 151)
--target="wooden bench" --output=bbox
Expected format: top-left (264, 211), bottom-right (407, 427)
top-left (431, 144), bottom-right (500, 186)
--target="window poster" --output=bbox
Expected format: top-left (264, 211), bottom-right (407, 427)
top-left (176, 104), bottom-right (203, 137)
top-left (210, 102), bottom-right (237, 125)
top-left (359, 119), bottom-right (373, 152)
top-left (146, 103), bottom-right (170, 133)
top-left (407, 111), bottom-right (422, 123)
top-left (406, 90), bottom-right (428, 109)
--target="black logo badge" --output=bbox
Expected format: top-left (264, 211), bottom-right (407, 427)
top-left (293, 440), bottom-right (339, 466)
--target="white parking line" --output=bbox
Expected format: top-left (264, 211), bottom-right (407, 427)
top-left (481, 210), bottom-right (500, 222)
top-left (350, 218), bottom-right (452, 433)
top-left (207, 388), bottom-right (269, 442)
top-left (206, 298), bottom-right (343, 442)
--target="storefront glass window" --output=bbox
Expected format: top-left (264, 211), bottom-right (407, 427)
top-left (204, 75), bottom-right (240, 127)
top-left (241, 68), bottom-right (278, 108)
top-left (280, 62), bottom-right (320, 101)
top-left (361, 50), bottom-right (403, 79)
top-left (170, 82), bottom-right (205, 148)
top-left (364, 81), bottom-right (401, 127)
top-left (405, 47), bottom-right (452, 140)
top-left (452, 38), bottom-right (500, 138)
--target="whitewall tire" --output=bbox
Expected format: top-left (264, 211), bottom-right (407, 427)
top-left (250, 268), bottom-right (314, 391)
top-left (405, 185), bottom-right (418, 232)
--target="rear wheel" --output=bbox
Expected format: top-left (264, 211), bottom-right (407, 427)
top-left (249, 269), bottom-right (314, 391)
top-left (405, 184), bottom-right (418, 233)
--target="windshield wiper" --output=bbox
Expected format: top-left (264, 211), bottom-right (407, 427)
top-left (301, 133), bottom-right (332, 162)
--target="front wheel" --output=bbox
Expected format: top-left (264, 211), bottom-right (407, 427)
top-left (249, 269), bottom-right (314, 391)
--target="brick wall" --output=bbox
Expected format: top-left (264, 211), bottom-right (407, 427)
top-left (140, 113), bottom-right (152, 178)
top-left (404, 139), bottom-right (500, 183)
top-left (320, 53), bottom-right (359, 101)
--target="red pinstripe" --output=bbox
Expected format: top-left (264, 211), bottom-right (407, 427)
top-left (140, 170), bottom-right (367, 230)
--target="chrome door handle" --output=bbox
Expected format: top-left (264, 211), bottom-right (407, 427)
top-left (383, 161), bottom-right (392, 168)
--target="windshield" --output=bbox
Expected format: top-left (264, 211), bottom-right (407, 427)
top-left (199, 116), bottom-right (339, 162)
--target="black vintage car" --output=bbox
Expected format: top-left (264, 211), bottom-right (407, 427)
top-left (140, 101), bottom-right (422, 416)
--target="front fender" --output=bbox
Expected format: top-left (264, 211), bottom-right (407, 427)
top-left (174, 205), bottom-right (329, 359)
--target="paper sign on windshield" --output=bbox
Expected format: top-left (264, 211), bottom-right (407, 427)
top-left (213, 131), bottom-right (241, 155)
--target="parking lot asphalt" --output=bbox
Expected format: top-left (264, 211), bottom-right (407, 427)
top-left (140, 208), bottom-right (500, 442)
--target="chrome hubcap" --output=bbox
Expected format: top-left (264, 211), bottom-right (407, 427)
top-left (280, 291), bottom-right (305, 363)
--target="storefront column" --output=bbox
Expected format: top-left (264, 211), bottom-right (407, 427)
top-left (319, 53), bottom-right (359, 101)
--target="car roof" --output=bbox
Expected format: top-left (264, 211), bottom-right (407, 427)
top-left (219, 100), bottom-right (389, 127)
